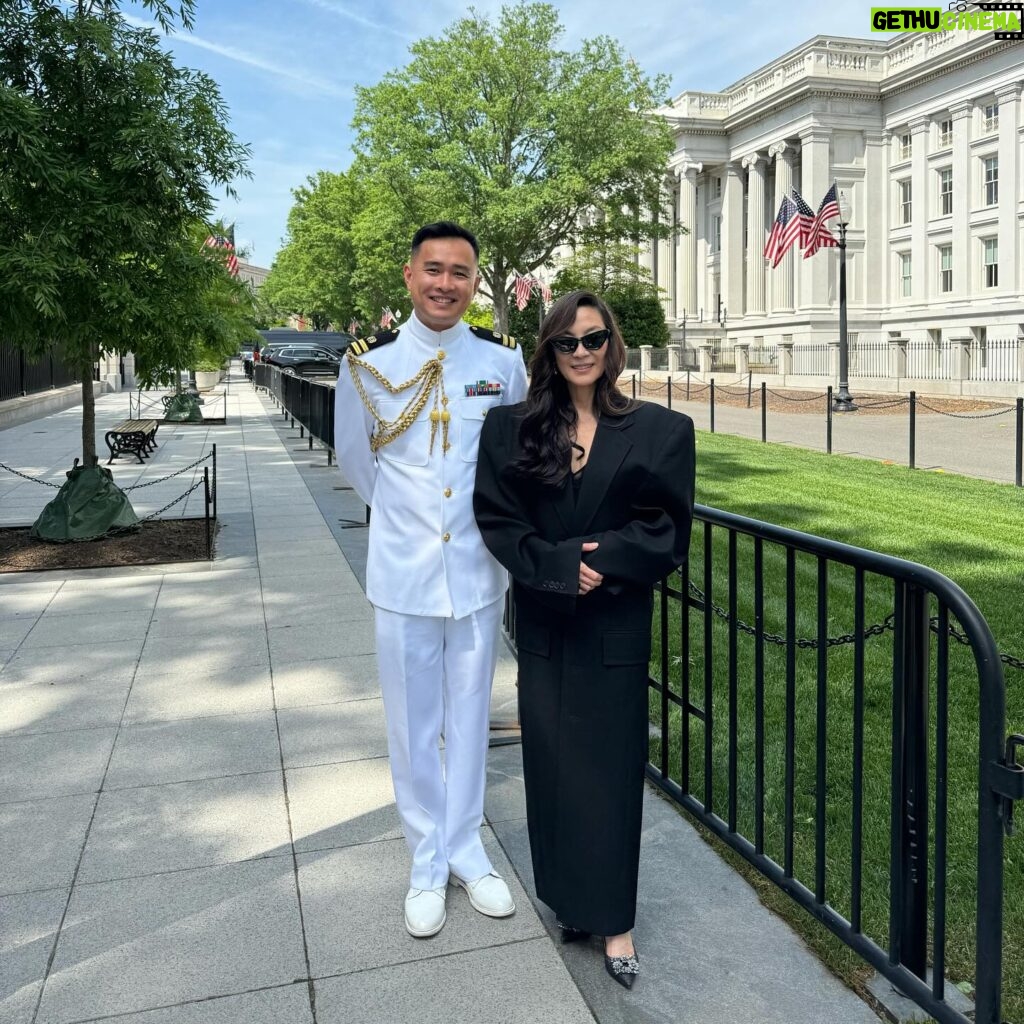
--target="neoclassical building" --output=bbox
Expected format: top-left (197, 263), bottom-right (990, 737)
top-left (645, 27), bottom-right (1024, 358)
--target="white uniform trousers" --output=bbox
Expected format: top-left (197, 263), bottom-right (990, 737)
top-left (375, 596), bottom-right (504, 890)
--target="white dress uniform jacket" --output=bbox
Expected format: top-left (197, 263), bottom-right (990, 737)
top-left (334, 313), bottom-right (528, 618)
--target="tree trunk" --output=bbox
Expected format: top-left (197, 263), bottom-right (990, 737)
top-left (81, 365), bottom-right (96, 466)
top-left (491, 279), bottom-right (509, 335)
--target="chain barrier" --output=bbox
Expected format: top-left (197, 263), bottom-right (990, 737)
top-left (679, 575), bottom-right (1022, 671)
top-left (121, 451), bottom-right (213, 491)
top-left (765, 389), bottom-right (828, 403)
top-left (851, 397), bottom-right (911, 410)
top-left (915, 399), bottom-right (1015, 420)
top-left (0, 462), bottom-right (62, 488)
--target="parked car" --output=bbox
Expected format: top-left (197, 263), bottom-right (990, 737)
top-left (262, 344), bottom-right (342, 376)
top-left (257, 329), bottom-right (356, 358)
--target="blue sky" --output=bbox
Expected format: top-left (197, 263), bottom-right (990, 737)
top-left (124, 0), bottom-right (875, 267)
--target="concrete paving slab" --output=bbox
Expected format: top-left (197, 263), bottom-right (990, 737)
top-left (314, 938), bottom-right (595, 1024)
top-left (137, 628), bottom-right (269, 677)
top-left (105, 711), bottom-right (282, 789)
top-left (0, 639), bottom-right (143, 685)
top-left (78, 771), bottom-right (291, 882)
top-left (271, 654), bottom-right (380, 708)
top-left (277, 698), bottom-right (388, 768)
top-left (267, 623), bottom-right (376, 664)
top-left (484, 742), bottom-right (528, 824)
top-left (46, 581), bottom-right (161, 615)
top-left (0, 617), bottom-right (36, 647)
top-left (36, 857), bottom-right (307, 1024)
top-left (262, 599), bottom-right (374, 631)
top-left (57, 574), bottom-right (164, 590)
top-left (123, 663), bottom-right (273, 723)
top-left (0, 726), bottom-right (116, 802)
top-left (0, 887), bottom-right (68, 1024)
top-left (0, 794), bottom-right (95, 895)
top-left (157, 568), bottom-right (261, 590)
top-left (19, 610), bottom-right (153, 649)
top-left (297, 831), bottom-right (544, 978)
top-left (257, 555), bottom-right (352, 580)
top-left (287, 758), bottom-right (401, 854)
top-left (80, 984), bottom-right (315, 1024)
top-left (1, 677), bottom-right (131, 735)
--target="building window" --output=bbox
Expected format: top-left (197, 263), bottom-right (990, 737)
top-left (900, 180), bottom-right (912, 224)
top-left (712, 176), bottom-right (722, 199)
top-left (938, 168), bottom-right (953, 216)
top-left (938, 117), bottom-right (953, 147)
top-left (983, 238), bottom-right (998, 287)
top-left (984, 156), bottom-right (998, 205)
top-left (939, 245), bottom-right (952, 293)
top-left (710, 215), bottom-right (721, 253)
top-left (900, 253), bottom-right (912, 297)
top-left (983, 102), bottom-right (999, 133)
top-left (899, 132), bottom-right (912, 159)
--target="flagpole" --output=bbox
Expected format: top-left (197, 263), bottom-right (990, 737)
top-left (834, 183), bottom-right (856, 412)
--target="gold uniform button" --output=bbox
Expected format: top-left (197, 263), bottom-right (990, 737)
top-left (443, 488), bottom-right (452, 497)
top-left (481, 408), bottom-right (488, 417)
top-left (437, 349), bottom-right (446, 360)
top-left (442, 532), bottom-right (451, 542)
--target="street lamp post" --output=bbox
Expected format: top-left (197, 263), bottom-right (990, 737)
top-left (834, 188), bottom-right (857, 412)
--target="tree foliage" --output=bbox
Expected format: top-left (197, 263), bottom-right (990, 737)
top-left (0, 0), bottom-right (250, 461)
top-left (265, 3), bottom-right (672, 335)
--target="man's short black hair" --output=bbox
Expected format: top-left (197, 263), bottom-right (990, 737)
top-left (410, 221), bottom-right (479, 261)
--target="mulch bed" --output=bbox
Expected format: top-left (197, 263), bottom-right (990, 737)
top-left (0, 518), bottom-right (214, 574)
top-left (637, 380), bottom-right (1010, 417)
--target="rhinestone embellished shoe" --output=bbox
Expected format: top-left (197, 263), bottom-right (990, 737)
top-left (556, 919), bottom-right (591, 944)
top-left (604, 948), bottom-right (640, 989)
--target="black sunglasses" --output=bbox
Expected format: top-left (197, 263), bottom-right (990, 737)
top-left (548, 328), bottom-right (611, 354)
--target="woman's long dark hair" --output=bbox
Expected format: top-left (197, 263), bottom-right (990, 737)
top-left (509, 290), bottom-right (637, 486)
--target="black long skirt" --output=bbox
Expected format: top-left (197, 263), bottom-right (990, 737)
top-left (513, 583), bottom-right (652, 936)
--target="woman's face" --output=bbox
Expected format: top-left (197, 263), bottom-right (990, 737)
top-left (551, 305), bottom-right (608, 391)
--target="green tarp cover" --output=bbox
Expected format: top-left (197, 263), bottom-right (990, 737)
top-left (164, 393), bottom-right (204, 421)
top-left (30, 463), bottom-right (139, 542)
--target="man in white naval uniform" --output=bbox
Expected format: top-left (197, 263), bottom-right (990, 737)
top-left (334, 222), bottom-right (528, 938)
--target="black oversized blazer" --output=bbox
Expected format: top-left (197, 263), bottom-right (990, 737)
top-left (473, 400), bottom-right (696, 631)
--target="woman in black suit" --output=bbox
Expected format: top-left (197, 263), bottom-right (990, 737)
top-left (473, 290), bottom-right (695, 988)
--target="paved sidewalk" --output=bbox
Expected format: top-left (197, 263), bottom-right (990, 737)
top-left (0, 367), bottom-right (881, 1024)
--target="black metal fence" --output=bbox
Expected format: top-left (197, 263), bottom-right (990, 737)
top-left (0, 343), bottom-right (79, 401)
top-left (253, 363), bottom-right (336, 462)
top-left (649, 506), bottom-right (1021, 1024)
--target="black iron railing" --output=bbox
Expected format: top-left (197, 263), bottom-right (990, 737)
top-left (0, 343), bottom-right (81, 401)
top-left (650, 505), bottom-right (1019, 1024)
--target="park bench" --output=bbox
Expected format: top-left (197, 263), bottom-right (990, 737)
top-left (105, 418), bottom-right (159, 464)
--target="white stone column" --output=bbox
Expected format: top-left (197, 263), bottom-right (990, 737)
top-left (950, 336), bottom-right (971, 381)
top-left (950, 102), bottom-right (972, 299)
top-left (996, 83), bottom-right (1020, 295)
top-left (742, 153), bottom-right (766, 316)
top-left (863, 129), bottom-right (886, 308)
top-left (769, 142), bottom-right (794, 312)
top-left (676, 164), bottom-right (701, 318)
top-left (799, 127), bottom-right (831, 313)
top-left (657, 177), bottom-right (676, 319)
top-left (889, 336), bottom-right (908, 379)
top-left (640, 345), bottom-right (653, 372)
top-left (722, 161), bottom-right (744, 322)
top-left (910, 116), bottom-right (929, 303)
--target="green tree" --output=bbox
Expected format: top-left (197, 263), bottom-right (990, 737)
top-left (351, 2), bottom-right (673, 332)
top-left (0, 0), bottom-right (250, 464)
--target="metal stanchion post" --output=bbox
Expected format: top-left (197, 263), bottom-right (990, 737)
top-left (1016, 398), bottom-right (1022, 487)
top-left (909, 391), bottom-right (916, 470)
top-left (761, 383), bottom-right (767, 443)
top-left (827, 386), bottom-right (833, 454)
top-left (667, 375), bottom-right (672, 411)
top-left (710, 379), bottom-right (716, 434)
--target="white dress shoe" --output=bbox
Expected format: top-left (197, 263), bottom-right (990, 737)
top-left (451, 871), bottom-right (515, 917)
top-left (404, 885), bottom-right (447, 937)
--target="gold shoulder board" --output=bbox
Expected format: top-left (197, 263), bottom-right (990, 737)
top-left (469, 324), bottom-right (517, 350)
top-left (348, 328), bottom-right (400, 357)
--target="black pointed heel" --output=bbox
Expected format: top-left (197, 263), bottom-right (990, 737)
top-left (556, 919), bottom-right (591, 944)
top-left (604, 950), bottom-right (639, 989)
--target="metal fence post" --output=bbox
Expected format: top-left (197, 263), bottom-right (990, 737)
top-left (667, 375), bottom-right (672, 411)
top-left (1016, 397), bottom-right (1022, 487)
top-left (761, 383), bottom-right (767, 443)
top-left (211, 443), bottom-right (217, 521)
top-left (909, 391), bottom-right (916, 470)
top-left (203, 466), bottom-right (212, 558)
top-left (687, 370), bottom-right (691, 401)
top-left (710, 379), bottom-right (715, 433)
top-left (827, 386), bottom-right (833, 454)
top-left (891, 582), bottom-right (930, 981)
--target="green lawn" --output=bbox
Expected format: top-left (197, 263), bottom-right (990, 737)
top-left (647, 432), bottom-right (1024, 1022)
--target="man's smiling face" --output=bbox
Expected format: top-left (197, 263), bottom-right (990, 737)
top-left (403, 237), bottom-right (480, 332)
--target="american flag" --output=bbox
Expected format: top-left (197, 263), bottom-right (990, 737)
top-left (379, 307), bottom-right (396, 329)
top-left (513, 274), bottom-right (533, 311)
top-left (347, 319), bottom-right (361, 335)
top-left (790, 188), bottom-right (816, 250)
top-left (538, 279), bottom-right (552, 304)
top-left (763, 194), bottom-right (797, 268)
top-left (203, 234), bottom-right (239, 276)
top-left (803, 183), bottom-right (840, 259)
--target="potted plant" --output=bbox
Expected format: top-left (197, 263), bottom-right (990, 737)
top-left (193, 356), bottom-right (223, 390)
